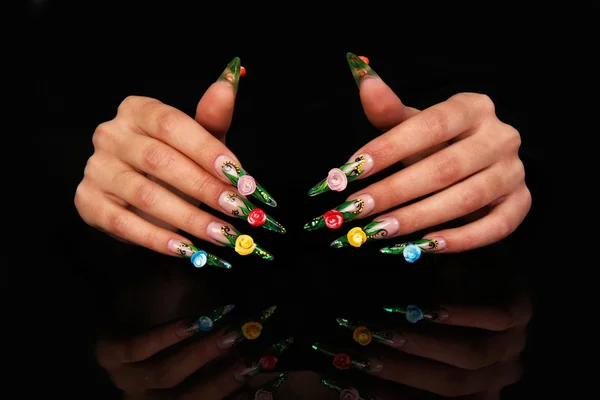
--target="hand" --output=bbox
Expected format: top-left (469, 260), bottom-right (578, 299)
top-left (305, 53), bottom-right (531, 258)
top-left (74, 58), bottom-right (283, 267)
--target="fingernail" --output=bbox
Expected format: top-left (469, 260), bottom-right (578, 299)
top-left (254, 372), bottom-right (289, 397)
top-left (234, 337), bottom-right (293, 381)
top-left (303, 194), bottom-right (375, 231)
top-left (218, 305), bottom-right (278, 349)
top-left (330, 216), bottom-right (400, 248)
top-left (312, 343), bottom-right (383, 375)
top-left (215, 155), bottom-right (277, 207)
top-left (336, 317), bottom-right (406, 349)
top-left (167, 239), bottom-right (232, 269)
top-left (346, 52), bottom-right (379, 88)
top-left (217, 57), bottom-right (242, 94)
top-left (177, 304), bottom-right (235, 338)
top-left (308, 154), bottom-right (374, 197)
top-left (219, 191), bottom-right (286, 234)
top-left (207, 222), bottom-right (274, 260)
top-left (379, 237), bottom-right (446, 262)
top-left (383, 304), bottom-right (449, 323)
top-left (321, 379), bottom-right (367, 399)
top-left (217, 329), bottom-right (244, 349)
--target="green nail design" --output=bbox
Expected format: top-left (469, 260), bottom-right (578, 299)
top-left (220, 192), bottom-right (285, 234)
top-left (174, 242), bottom-right (232, 269)
top-left (308, 154), bottom-right (373, 197)
top-left (184, 304), bottom-right (235, 334)
top-left (217, 56), bottom-right (241, 93)
top-left (346, 52), bottom-right (379, 87)
top-left (321, 379), bottom-right (375, 400)
top-left (208, 222), bottom-right (274, 260)
top-left (217, 156), bottom-right (277, 207)
top-left (304, 195), bottom-right (374, 231)
top-left (330, 216), bottom-right (400, 248)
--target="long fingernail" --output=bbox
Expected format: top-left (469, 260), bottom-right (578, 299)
top-left (207, 222), bottom-right (274, 260)
top-left (346, 52), bottom-right (379, 88)
top-left (167, 239), bottom-right (232, 269)
top-left (219, 191), bottom-right (286, 234)
top-left (177, 304), bottom-right (235, 338)
top-left (234, 337), bottom-right (293, 381)
top-left (215, 155), bottom-right (277, 207)
top-left (330, 216), bottom-right (400, 248)
top-left (308, 154), bottom-right (374, 197)
top-left (218, 305), bottom-right (278, 349)
top-left (312, 343), bottom-right (383, 375)
top-left (379, 237), bottom-right (447, 262)
top-left (336, 317), bottom-right (406, 349)
top-left (304, 194), bottom-right (375, 231)
top-left (218, 57), bottom-right (242, 94)
top-left (321, 379), bottom-right (373, 400)
top-left (254, 372), bottom-right (289, 398)
top-left (383, 304), bottom-right (450, 323)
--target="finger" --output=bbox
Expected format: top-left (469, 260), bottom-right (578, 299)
top-left (118, 94), bottom-right (277, 207)
top-left (307, 92), bottom-right (494, 196)
top-left (176, 360), bottom-right (248, 400)
top-left (195, 57), bottom-right (243, 141)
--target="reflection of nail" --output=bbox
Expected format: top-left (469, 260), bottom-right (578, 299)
top-left (254, 372), bottom-right (289, 398)
top-left (346, 52), bottom-right (379, 88)
top-left (217, 57), bottom-right (242, 94)
top-left (336, 318), bottom-right (406, 349)
top-left (218, 191), bottom-right (286, 234)
top-left (178, 304), bottom-right (236, 337)
top-left (217, 330), bottom-right (243, 349)
top-left (308, 154), bottom-right (374, 197)
top-left (215, 155), bottom-right (277, 207)
top-left (167, 240), bottom-right (232, 269)
top-left (383, 305), bottom-right (449, 323)
top-left (234, 362), bottom-right (260, 381)
top-left (380, 237), bottom-right (447, 262)
top-left (206, 222), bottom-right (274, 260)
top-left (312, 343), bottom-right (383, 375)
top-left (330, 216), bottom-right (400, 248)
top-left (303, 194), bottom-right (375, 231)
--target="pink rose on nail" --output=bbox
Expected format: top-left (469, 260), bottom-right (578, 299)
top-left (327, 168), bottom-right (348, 192)
top-left (238, 175), bottom-right (256, 196)
top-left (340, 388), bottom-right (360, 400)
top-left (254, 389), bottom-right (273, 400)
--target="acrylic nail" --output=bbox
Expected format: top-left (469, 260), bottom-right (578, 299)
top-left (308, 154), bottom-right (374, 197)
top-left (219, 191), bottom-right (286, 234)
top-left (234, 337), bottom-right (294, 381)
top-left (336, 317), bottom-right (406, 349)
top-left (217, 57), bottom-right (242, 94)
top-left (321, 379), bottom-right (376, 400)
top-left (215, 155), bottom-right (277, 207)
top-left (346, 52), bottom-right (379, 88)
top-left (218, 305), bottom-right (278, 349)
top-left (379, 237), bottom-right (446, 263)
top-left (178, 304), bottom-right (235, 337)
top-left (254, 372), bottom-right (289, 399)
top-left (304, 194), bottom-right (375, 231)
top-left (207, 222), bottom-right (274, 260)
top-left (330, 216), bottom-right (400, 248)
top-left (312, 343), bottom-right (383, 375)
top-left (383, 304), bottom-right (449, 323)
top-left (167, 239), bottom-right (232, 269)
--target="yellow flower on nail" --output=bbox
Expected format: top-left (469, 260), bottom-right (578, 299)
top-left (347, 227), bottom-right (367, 247)
top-left (353, 326), bottom-right (372, 346)
top-left (235, 234), bottom-right (256, 255)
top-left (241, 321), bottom-right (263, 339)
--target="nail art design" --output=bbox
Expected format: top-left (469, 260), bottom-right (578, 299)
top-left (308, 154), bottom-right (374, 197)
top-left (383, 304), bottom-right (449, 323)
top-left (219, 191), bottom-right (286, 234)
top-left (218, 306), bottom-right (278, 348)
top-left (346, 52), bottom-right (379, 87)
top-left (321, 379), bottom-right (375, 400)
top-left (184, 304), bottom-right (235, 335)
top-left (218, 57), bottom-right (242, 93)
top-left (234, 337), bottom-right (294, 381)
top-left (330, 216), bottom-right (400, 248)
top-left (215, 155), bottom-right (277, 207)
top-left (304, 195), bottom-right (375, 231)
top-left (312, 343), bottom-right (382, 374)
top-left (380, 237), bottom-right (447, 262)
top-left (168, 240), bottom-right (232, 269)
top-left (253, 372), bottom-right (288, 400)
top-left (207, 222), bottom-right (273, 260)
top-left (336, 318), bottom-right (405, 348)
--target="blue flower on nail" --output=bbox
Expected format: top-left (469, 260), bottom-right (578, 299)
top-left (403, 244), bottom-right (422, 263)
top-left (406, 305), bottom-right (424, 323)
top-left (197, 316), bottom-right (214, 331)
top-left (191, 250), bottom-right (208, 268)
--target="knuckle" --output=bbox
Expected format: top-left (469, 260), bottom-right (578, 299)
top-left (151, 365), bottom-right (178, 389)
top-left (500, 123), bottom-right (522, 150)
top-left (420, 108), bottom-right (450, 141)
top-left (191, 175), bottom-right (223, 204)
top-left (153, 106), bottom-right (183, 140)
top-left (451, 92), bottom-right (496, 114)
top-left (181, 210), bottom-right (207, 233)
top-left (465, 340), bottom-right (496, 370)
top-left (495, 216), bottom-right (514, 240)
top-left (92, 122), bottom-right (116, 149)
top-left (439, 369), bottom-right (472, 397)
top-left (434, 153), bottom-right (462, 186)
top-left (142, 143), bottom-right (173, 173)
top-left (132, 182), bottom-right (159, 210)
top-left (106, 212), bottom-right (129, 237)
top-left (460, 184), bottom-right (487, 213)
top-left (118, 95), bottom-right (147, 114)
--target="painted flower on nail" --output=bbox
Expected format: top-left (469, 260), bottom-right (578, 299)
top-left (190, 250), bottom-right (208, 268)
top-left (247, 208), bottom-right (267, 227)
top-left (259, 355), bottom-right (278, 371)
top-left (197, 316), bottom-right (213, 331)
top-left (254, 390), bottom-right (273, 400)
top-left (333, 353), bottom-right (352, 370)
top-left (327, 168), bottom-right (348, 192)
top-left (340, 388), bottom-right (360, 400)
top-left (403, 244), bottom-right (422, 263)
top-left (242, 321), bottom-right (263, 339)
top-left (406, 305), bottom-right (424, 323)
top-left (235, 234), bottom-right (256, 255)
top-left (353, 326), bottom-right (372, 346)
top-left (238, 175), bottom-right (257, 196)
top-left (347, 227), bottom-right (367, 247)
top-left (324, 210), bottom-right (344, 229)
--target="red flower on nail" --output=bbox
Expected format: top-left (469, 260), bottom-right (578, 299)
top-left (333, 353), bottom-right (352, 370)
top-left (247, 208), bottom-right (267, 227)
top-left (259, 355), bottom-right (278, 371)
top-left (324, 210), bottom-right (344, 229)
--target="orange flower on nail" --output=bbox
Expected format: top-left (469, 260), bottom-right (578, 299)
top-left (242, 321), bottom-right (263, 339)
top-left (352, 326), bottom-right (372, 346)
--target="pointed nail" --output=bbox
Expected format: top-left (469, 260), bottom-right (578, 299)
top-left (312, 343), bottom-right (383, 375)
top-left (379, 237), bottom-right (447, 262)
top-left (330, 216), bottom-right (400, 248)
top-left (218, 56), bottom-right (242, 93)
top-left (346, 52), bottom-right (379, 88)
top-left (234, 337), bottom-right (293, 381)
top-left (178, 304), bottom-right (235, 337)
top-left (336, 317), bottom-right (406, 349)
top-left (207, 222), bottom-right (274, 260)
top-left (167, 240), bottom-right (232, 269)
top-left (308, 154), bottom-right (374, 197)
top-left (304, 194), bottom-right (375, 231)
top-left (219, 191), bottom-right (286, 234)
top-left (215, 155), bottom-right (277, 207)
top-left (383, 304), bottom-right (449, 323)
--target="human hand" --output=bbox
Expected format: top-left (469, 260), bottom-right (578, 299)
top-left (304, 54), bottom-right (531, 259)
top-left (74, 58), bottom-right (284, 267)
